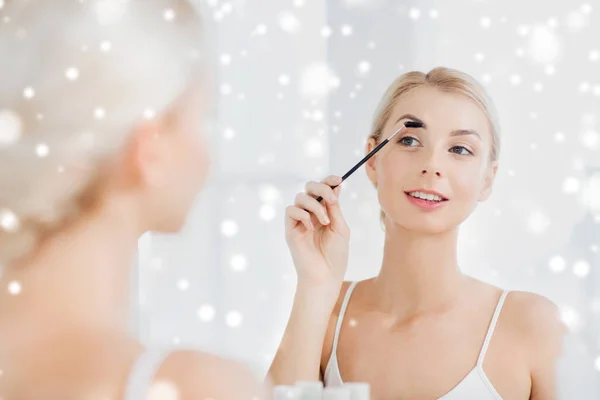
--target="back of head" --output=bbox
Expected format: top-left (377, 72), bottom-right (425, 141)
top-left (0, 0), bottom-right (205, 266)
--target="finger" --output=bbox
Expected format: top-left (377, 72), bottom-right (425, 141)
top-left (285, 206), bottom-right (314, 232)
top-left (295, 192), bottom-right (330, 226)
top-left (324, 185), bottom-right (348, 234)
top-left (323, 175), bottom-right (343, 187)
top-left (305, 181), bottom-right (338, 205)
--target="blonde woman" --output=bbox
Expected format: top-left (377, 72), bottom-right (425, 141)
top-left (0, 1), bottom-right (266, 399)
top-left (269, 67), bottom-right (565, 399)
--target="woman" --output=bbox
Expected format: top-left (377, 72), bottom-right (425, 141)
top-left (269, 67), bottom-right (565, 399)
top-left (0, 0), bottom-right (266, 398)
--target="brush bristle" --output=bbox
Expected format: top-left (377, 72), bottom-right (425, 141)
top-left (404, 121), bottom-right (424, 128)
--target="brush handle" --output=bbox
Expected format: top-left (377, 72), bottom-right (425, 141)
top-left (316, 138), bottom-right (390, 202)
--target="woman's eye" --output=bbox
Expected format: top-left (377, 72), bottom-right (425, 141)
top-left (398, 136), bottom-right (420, 147)
top-left (450, 146), bottom-right (473, 155)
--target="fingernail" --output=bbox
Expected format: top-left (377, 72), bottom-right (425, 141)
top-left (324, 216), bottom-right (330, 224)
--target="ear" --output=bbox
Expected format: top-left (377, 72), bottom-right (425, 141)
top-left (365, 136), bottom-right (379, 186)
top-left (119, 119), bottom-right (170, 189)
top-left (478, 160), bottom-right (498, 202)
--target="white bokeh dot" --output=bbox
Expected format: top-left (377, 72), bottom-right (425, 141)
top-left (579, 82), bottom-right (591, 93)
top-left (299, 62), bottom-right (340, 98)
top-left (562, 177), bottom-right (581, 194)
top-left (510, 74), bottom-right (522, 85)
top-left (356, 60), bottom-right (371, 76)
top-left (223, 127), bottom-right (235, 140)
top-left (304, 138), bottom-right (324, 158)
top-left (527, 211), bottom-right (550, 234)
top-left (177, 279), bottom-right (190, 291)
top-left (548, 256), bottom-right (566, 273)
top-left (278, 74), bottom-right (290, 86)
top-left (0, 109), bottom-right (23, 147)
top-left (429, 9), bottom-right (439, 19)
top-left (221, 220), bottom-right (239, 237)
top-left (8, 280), bottom-right (22, 295)
top-left (220, 54), bottom-right (232, 65)
top-left (581, 129), bottom-right (600, 149)
top-left (517, 24), bottom-right (530, 36)
top-left (278, 11), bottom-right (300, 33)
top-left (100, 40), bottom-right (112, 52)
top-left (474, 53), bottom-right (485, 63)
top-left (555, 132), bottom-right (565, 142)
top-left (94, 107), bottom-right (106, 120)
top-left (341, 24), bottom-right (353, 36)
top-left (143, 108), bottom-right (156, 120)
top-left (567, 10), bottom-right (588, 32)
top-left (0, 209), bottom-right (20, 232)
top-left (408, 7), bottom-right (421, 20)
top-left (573, 260), bottom-right (590, 278)
top-left (259, 185), bottom-right (280, 203)
top-left (23, 86), bottom-right (35, 99)
top-left (164, 8), bottom-right (175, 21)
top-left (259, 204), bottom-right (277, 221)
top-left (527, 25), bottom-right (561, 64)
top-left (36, 143), bottom-right (49, 158)
top-left (197, 304), bottom-right (216, 322)
top-left (226, 310), bottom-right (243, 328)
top-left (254, 24), bottom-right (268, 35)
top-left (561, 306), bottom-right (582, 332)
top-left (147, 381), bottom-right (179, 400)
top-left (230, 254), bottom-right (248, 272)
top-left (321, 25), bottom-right (332, 37)
top-left (590, 49), bottom-right (600, 62)
top-left (480, 17), bottom-right (491, 28)
top-left (581, 3), bottom-right (592, 13)
top-left (65, 67), bottom-right (80, 81)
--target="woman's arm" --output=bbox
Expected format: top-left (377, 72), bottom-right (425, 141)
top-left (268, 283), bottom-right (340, 385)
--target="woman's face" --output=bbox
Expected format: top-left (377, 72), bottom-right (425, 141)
top-left (366, 86), bottom-right (498, 234)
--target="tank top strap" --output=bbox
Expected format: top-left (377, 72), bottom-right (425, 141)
top-left (124, 347), bottom-right (173, 400)
top-left (331, 281), bottom-right (359, 354)
top-left (477, 290), bottom-right (510, 367)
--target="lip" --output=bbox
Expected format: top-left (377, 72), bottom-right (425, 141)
top-left (405, 188), bottom-right (449, 200)
top-left (404, 189), bottom-right (449, 210)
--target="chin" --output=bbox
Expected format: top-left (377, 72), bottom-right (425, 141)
top-left (386, 212), bottom-right (461, 235)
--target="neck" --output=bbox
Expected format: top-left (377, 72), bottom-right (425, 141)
top-left (373, 222), bottom-right (467, 317)
top-left (0, 204), bottom-right (141, 336)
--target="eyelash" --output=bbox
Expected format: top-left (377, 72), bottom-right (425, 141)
top-left (397, 136), bottom-right (474, 156)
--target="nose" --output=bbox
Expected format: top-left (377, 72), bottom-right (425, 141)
top-left (421, 169), bottom-right (441, 177)
top-left (420, 149), bottom-right (443, 177)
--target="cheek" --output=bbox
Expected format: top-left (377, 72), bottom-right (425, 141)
top-left (449, 162), bottom-right (486, 200)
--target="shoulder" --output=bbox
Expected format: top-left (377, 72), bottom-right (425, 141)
top-left (503, 291), bottom-right (566, 358)
top-left (154, 350), bottom-right (269, 399)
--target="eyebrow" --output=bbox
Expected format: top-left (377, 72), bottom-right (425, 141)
top-left (394, 114), bottom-right (482, 141)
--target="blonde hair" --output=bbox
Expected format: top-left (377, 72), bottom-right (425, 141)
top-left (0, 0), bottom-right (205, 265)
top-left (369, 67), bottom-right (501, 224)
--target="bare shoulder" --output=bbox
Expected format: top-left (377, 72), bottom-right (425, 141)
top-left (503, 291), bottom-right (566, 356)
top-left (504, 291), bottom-right (564, 334)
top-left (155, 350), bottom-right (270, 400)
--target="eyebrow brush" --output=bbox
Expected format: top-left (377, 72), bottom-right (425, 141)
top-left (316, 120), bottom-right (424, 202)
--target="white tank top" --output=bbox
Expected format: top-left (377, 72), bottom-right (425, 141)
top-left (123, 347), bottom-right (172, 400)
top-left (324, 281), bottom-right (510, 400)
